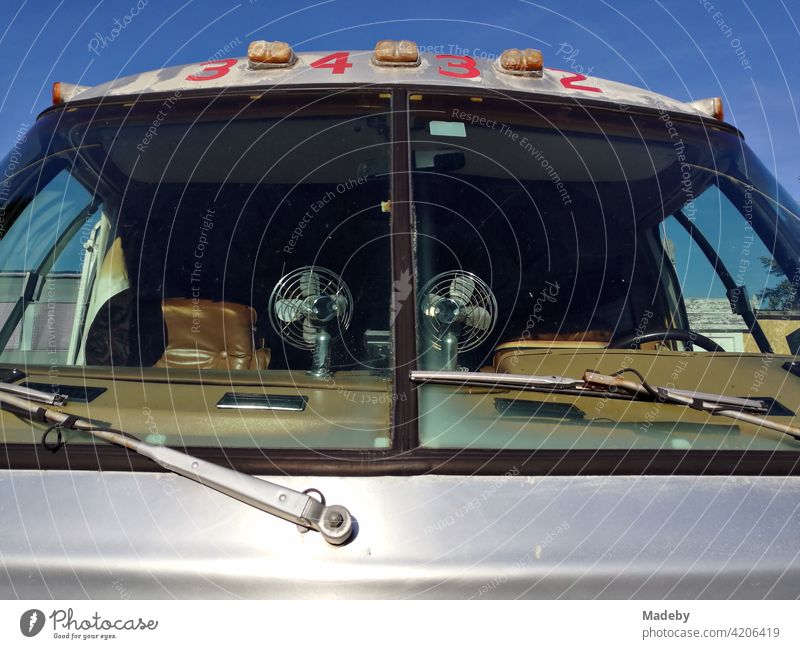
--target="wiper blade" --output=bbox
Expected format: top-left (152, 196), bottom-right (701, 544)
top-left (411, 370), bottom-right (584, 391)
top-left (0, 391), bottom-right (354, 545)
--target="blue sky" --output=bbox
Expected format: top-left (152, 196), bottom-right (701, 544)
top-left (0, 0), bottom-right (798, 196)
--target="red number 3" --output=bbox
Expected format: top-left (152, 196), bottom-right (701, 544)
top-left (186, 59), bottom-right (237, 82)
top-left (436, 55), bottom-right (480, 79)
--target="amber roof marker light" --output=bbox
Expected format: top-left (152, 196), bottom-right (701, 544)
top-left (247, 40), bottom-right (296, 69)
top-left (688, 96), bottom-right (724, 121)
top-left (372, 40), bottom-right (421, 67)
top-left (52, 82), bottom-right (90, 105)
top-left (496, 48), bottom-right (544, 78)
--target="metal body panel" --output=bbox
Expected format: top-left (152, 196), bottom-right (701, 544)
top-left (69, 51), bottom-right (706, 119)
top-left (1, 470), bottom-right (798, 598)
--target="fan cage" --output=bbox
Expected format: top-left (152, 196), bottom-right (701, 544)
top-left (418, 270), bottom-right (498, 352)
top-left (268, 266), bottom-right (353, 350)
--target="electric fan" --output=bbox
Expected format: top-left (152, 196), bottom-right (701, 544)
top-left (268, 266), bottom-right (353, 377)
top-left (419, 271), bottom-right (498, 370)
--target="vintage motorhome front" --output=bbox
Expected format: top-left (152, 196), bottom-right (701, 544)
top-left (0, 40), bottom-right (799, 598)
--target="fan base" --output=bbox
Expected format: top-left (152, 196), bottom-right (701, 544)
top-left (306, 368), bottom-right (331, 379)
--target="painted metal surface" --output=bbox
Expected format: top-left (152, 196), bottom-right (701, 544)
top-left (1, 471), bottom-right (798, 598)
top-left (68, 51), bottom-right (708, 119)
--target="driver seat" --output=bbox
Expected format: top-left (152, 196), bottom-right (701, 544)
top-left (154, 298), bottom-right (270, 371)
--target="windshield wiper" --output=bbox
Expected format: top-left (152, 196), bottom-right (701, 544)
top-left (0, 391), bottom-right (354, 545)
top-left (0, 381), bottom-right (68, 406)
top-left (411, 369), bottom-right (800, 442)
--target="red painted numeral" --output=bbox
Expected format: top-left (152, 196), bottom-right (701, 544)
top-left (436, 54), bottom-right (480, 79)
top-left (186, 59), bottom-right (237, 82)
top-left (310, 52), bottom-right (353, 74)
top-left (559, 72), bottom-right (602, 93)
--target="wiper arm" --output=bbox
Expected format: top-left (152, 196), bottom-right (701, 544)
top-left (583, 369), bottom-right (800, 442)
top-left (0, 382), bottom-right (68, 406)
top-left (0, 391), bottom-right (354, 545)
top-left (582, 371), bottom-right (768, 412)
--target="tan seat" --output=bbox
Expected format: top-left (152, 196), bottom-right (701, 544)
top-left (492, 331), bottom-right (611, 372)
top-left (492, 330), bottom-right (668, 372)
top-left (496, 331), bottom-right (611, 352)
top-left (155, 298), bottom-right (270, 371)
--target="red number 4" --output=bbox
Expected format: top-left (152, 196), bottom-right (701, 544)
top-left (310, 52), bottom-right (353, 74)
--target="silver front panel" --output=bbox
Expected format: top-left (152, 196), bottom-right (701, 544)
top-left (1, 471), bottom-right (798, 598)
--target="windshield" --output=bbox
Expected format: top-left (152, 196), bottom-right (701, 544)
top-left (411, 93), bottom-right (800, 451)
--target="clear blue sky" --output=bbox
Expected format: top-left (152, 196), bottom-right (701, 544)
top-left (0, 0), bottom-right (798, 197)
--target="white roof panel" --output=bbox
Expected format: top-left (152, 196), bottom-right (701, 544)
top-left (68, 50), bottom-right (710, 119)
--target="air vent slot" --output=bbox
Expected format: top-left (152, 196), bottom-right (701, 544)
top-left (494, 398), bottom-right (584, 420)
top-left (216, 393), bottom-right (307, 411)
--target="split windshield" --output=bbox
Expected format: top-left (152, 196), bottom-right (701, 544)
top-left (0, 89), bottom-right (799, 454)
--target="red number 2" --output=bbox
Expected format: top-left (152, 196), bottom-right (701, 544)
top-left (558, 72), bottom-right (602, 93)
top-left (310, 52), bottom-right (353, 74)
top-left (186, 59), bottom-right (237, 82)
top-left (436, 55), bottom-right (480, 79)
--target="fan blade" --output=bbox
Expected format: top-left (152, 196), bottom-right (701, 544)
top-left (449, 274), bottom-right (475, 306)
top-left (275, 298), bottom-right (304, 323)
top-left (464, 305), bottom-right (492, 330)
top-left (303, 318), bottom-right (318, 344)
top-left (423, 293), bottom-right (443, 318)
top-left (334, 293), bottom-right (348, 316)
top-left (300, 270), bottom-right (320, 298)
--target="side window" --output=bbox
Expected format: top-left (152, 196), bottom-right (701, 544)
top-left (663, 184), bottom-right (797, 353)
top-left (0, 170), bottom-right (95, 271)
top-left (0, 169), bottom-right (102, 363)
